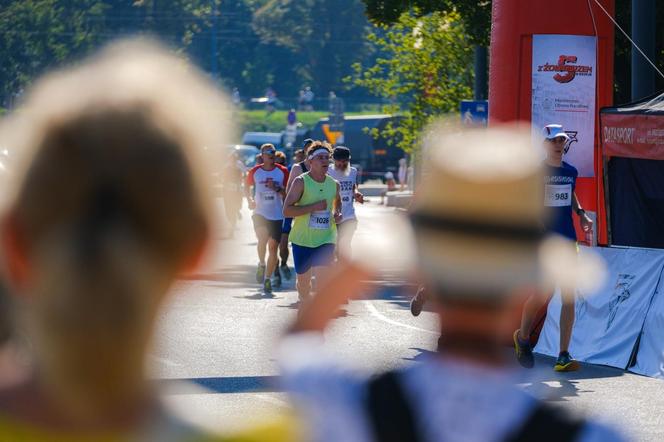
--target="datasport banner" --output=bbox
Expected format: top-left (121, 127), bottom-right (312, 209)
top-left (532, 35), bottom-right (597, 177)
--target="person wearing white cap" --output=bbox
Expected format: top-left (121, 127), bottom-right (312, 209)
top-left (278, 126), bottom-right (623, 442)
top-left (514, 124), bottom-right (594, 372)
top-left (327, 146), bottom-right (364, 258)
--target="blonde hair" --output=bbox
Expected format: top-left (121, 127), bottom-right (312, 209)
top-left (0, 39), bottom-right (233, 415)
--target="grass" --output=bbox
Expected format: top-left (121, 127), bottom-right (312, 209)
top-left (236, 109), bottom-right (383, 133)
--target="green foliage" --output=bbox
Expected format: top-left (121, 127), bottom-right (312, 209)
top-left (362, 0), bottom-right (491, 46)
top-left (236, 109), bottom-right (375, 133)
top-left (251, 0), bottom-right (372, 96)
top-left (349, 10), bottom-right (473, 154)
top-left (0, 0), bottom-right (378, 109)
top-left (0, 0), bottom-right (108, 106)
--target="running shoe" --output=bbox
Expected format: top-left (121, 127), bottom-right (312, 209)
top-left (410, 287), bottom-right (426, 317)
top-left (273, 272), bottom-right (282, 289)
top-left (256, 263), bottom-right (266, 283)
top-left (280, 264), bottom-right (292, 281)
top-left (554, 351), bottom-right (580, 372)
top-left (513, 329), bottom-right (534, 368)
top-left (263, 278), bottom-right (272, 294)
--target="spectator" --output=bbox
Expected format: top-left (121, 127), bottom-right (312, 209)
top-left (232, 87), bottom-right (241, 107)
top-left (381, 171), bottom-right (397, 204)
top-left (0, 39), bottom-right (292, 441)
top-left (278, 126), bottom-right (625, 442)
top-left (398, 158), bottom-right (408, 191)
top-left (303, 87), bottom-right (314, 111)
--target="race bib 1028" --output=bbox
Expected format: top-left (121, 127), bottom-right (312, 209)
top-left (309, 210), bottom-right (331, 230)
top-left (545, 184), bottom-right (572, 207)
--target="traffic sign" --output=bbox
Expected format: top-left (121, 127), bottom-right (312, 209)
top-left (460, 100), bottom-right (488, 126)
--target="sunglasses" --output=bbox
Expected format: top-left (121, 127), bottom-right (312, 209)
top-left (263, 149), bottom-right (276, 155)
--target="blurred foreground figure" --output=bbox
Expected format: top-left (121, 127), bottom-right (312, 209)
top-left (0, 40), bottom-right (290, 441)
top-left (279, 127), bottom-right (626, 442)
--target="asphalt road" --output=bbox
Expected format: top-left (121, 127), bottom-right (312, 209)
top-left (152, 199), bottom-right (664, 441)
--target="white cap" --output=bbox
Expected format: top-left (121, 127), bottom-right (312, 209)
top-left (542, 124), bottom-right (570, 141)
top-left (385, 171), bottom-right (394, 179)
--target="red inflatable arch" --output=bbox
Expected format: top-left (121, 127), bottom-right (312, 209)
top-left (489, 0), bottom-right (615, 245)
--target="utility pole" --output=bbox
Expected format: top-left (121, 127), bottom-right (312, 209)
top-left (631, 0), bottom-right (656, 101)
top-left (474, 46), bottom-right (488, 101)
top-left (210, 0), bottom-right (219, 81)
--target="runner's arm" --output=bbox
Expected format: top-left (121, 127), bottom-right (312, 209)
top-left (283, 176), bottom-right (327, 217)
top-left (245, 167), bottom-right (257, 209)
top-left (286, 163), bottom-right (302, 192)
top-left (334, 182), bottom-right (342, 220)
top-left (353, 183), bottom-right (364, 204)
top-left (573, 193), bottom-right (592, 231)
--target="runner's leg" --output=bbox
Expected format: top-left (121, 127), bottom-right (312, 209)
top-left (336, 220), bottom-right (357, 259)
top-left (518, 293), bottom-right (548, 341)
top-left (266, 238), bottom-right (279, 281)
top-left (559, 291), bottom-right (575, 353)
top-left (256, 226), bottom-right (268, 267)
top-left (296, 269), bottom-right (312, 301)
top-left (279, 233), bottom-right (289, 269)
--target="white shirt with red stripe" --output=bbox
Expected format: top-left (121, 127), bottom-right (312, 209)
top-left (246, 164), bottom-right (289, 220)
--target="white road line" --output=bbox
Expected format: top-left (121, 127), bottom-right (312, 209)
top-left (255, 393), bottom-right (289, 407)
top-left (362, 301), bottom-right (438, 335)
top-left (150, 355), bottom-right (181, 368)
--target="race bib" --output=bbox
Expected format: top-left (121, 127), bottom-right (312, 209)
top-left (545, 184), bottom-right (572, 207)
top-left (309, 210), bottom-right (331, 230)
top-left (341, 195), bottom-right (351, 203)
top-left (261, 190), bottom-right (277, 202)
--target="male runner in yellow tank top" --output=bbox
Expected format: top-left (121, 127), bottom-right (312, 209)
top-left (283, 142), bottom-right (341, 303)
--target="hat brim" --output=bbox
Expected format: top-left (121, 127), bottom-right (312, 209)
top-left (545, 133), bottom-right (570, 141)
top-left (415, 230), bottom-right (606, 300)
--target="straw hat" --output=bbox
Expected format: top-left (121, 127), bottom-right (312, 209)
top-left (410, 125), bottom-right (605, 300)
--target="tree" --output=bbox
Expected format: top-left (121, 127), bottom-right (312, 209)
top-left (0, 0), bottom-right (107, 108)
top-left (350, 10), bottom-right (473, 154)
top-left (362, 0), bottom-right (491, 46)
top-left (251, 0), bottom-right (372, 99)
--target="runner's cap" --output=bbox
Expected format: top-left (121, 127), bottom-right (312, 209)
top-left (333, 146), bottom-right (351, 160)
top-left (542, 124), bottom-right (570, 141)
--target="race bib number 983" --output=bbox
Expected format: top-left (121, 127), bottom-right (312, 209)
top-left (545, 184), bottom-right (572, 207)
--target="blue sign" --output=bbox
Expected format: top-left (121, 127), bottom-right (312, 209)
top-left (460, 100), bottom-right (488, 126)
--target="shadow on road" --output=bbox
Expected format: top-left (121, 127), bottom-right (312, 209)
top-left (520, 354), bottom-right (625, 402)
top-left (181, 264), bottom-right (257, 285)
top-left (403, 347), bottom-right (437, 362)
top-left (160, 375), bottom-right (281, 395)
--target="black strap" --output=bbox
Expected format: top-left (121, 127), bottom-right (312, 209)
top-left (366, 371), bottom-right (421, 442)
top-left (299, 160), bottom-right (308, 173)
top-left (506, 403), bottom-right (585, 442)
top-left (368, 371), bottom-right (584, 442)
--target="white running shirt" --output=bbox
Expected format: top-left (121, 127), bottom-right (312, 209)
top-left (246, 164), bottom-right (289, 220)
top-left (328, 166), bottom-right (358, 222)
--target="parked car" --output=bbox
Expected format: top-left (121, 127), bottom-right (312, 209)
top-left (229, 144), bottom-right (260, 169)
top-left (241, 132), bottom-right (284, 151)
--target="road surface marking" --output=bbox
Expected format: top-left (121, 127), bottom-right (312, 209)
top-left (150, 355), bottom-right (181, 367)
top-left (362, 301), bottom-right (438, 335)
top-left (255, 393), bottom-right (289, 407)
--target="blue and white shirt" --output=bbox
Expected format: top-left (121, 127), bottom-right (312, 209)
top-left (279, 333), bottom-right (627, 442)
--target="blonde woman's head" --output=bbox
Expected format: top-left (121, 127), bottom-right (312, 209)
top-left (0, 39), bottom-right (232, 417)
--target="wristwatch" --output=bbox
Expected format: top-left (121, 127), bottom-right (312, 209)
top-left (576, 208), bottom-right (586, 216)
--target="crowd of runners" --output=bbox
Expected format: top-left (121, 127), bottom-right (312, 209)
top-left (239, 139), bottom-right (364, 302)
